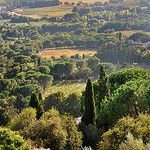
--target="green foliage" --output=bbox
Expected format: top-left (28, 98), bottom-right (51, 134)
top-left (72, 6), bottom-right (79, 12)
top-left (14, 94), bottom-right (28, 110)
top-left (36, 102), bottom-right (44, 119)
top-left (82, 124), bottom-right (100, 149)
top-left (38, 65), bottom-right (50, 74)
top-left (10, 107), bottom-right (36, 131)
top-left (97, 114), bottom-right (150, 150)
top-left (78, 7), bottom-right (91, 16)
top-left (98, 64), bottom-right (110, 108)
top-left (109, 68), bottom-right (150, 92)
top-left (44, 91), bottom-right (65, 111)
top-left (29, 92), bottom-right (39, 109)
top-left (21, 108), bottom-right (82, 149)
top-left (0, 79), bottom-right (17, 93)
top-left (82, 78), bottom-right (96, 126)
top-left (0, 127), bottom-right (29, 150)
top-left (94, 62), bottom-right (117, 75)
top-left (87, 56), bottom-right (100, 70)
top-left (0, 107), bottom-right (11, 126)
top-left (62, 114), bottom-right (83, 150)
top-left (129, 32), bottom-right (150, 43)
top-left (51, 61), bottom-right (76, 79)
top-left (97, 79), bottom-right (150, 127)
top-left (63, 92), bottom-right (81, 117)
top-left (119, 132), bottom-right (150, 150)
top-left (15, 84), bottom-right (42, 97)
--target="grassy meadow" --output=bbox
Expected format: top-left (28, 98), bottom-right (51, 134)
top-left (17, 5), bottom-right (73, 18)
top-left (39, 47), bottom-right (97, 59)
top-left (43, 80), bottom-right (86, 97)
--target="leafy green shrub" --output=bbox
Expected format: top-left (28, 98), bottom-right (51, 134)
top-left (44, 91), bottom-right (65, 111)
top-left (82, 124), bottom-right (100, 149)
top-left (97, 114), bottom-right (150, 150)
top-left (38, 65), bottom-right (50, 74)
top-left (63, 92), bottom-right (81, 117)
top-left (21, 108), bottom-right (82, 149)
top-left (10, 107), bottom-right (36, 131)
top-left (119, 132), bottom-right (150, 150)
top-left (0, 107), bottom-right (11, 126)
top-left (0, 127), bottom-right (29, 150)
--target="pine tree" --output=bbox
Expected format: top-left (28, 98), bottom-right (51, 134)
top-left (29, 92), bottom-right (39, 110)
top-left (98, 64), bottom-right (110, 108)
top-left (81, 78), bottom-right (96, 126)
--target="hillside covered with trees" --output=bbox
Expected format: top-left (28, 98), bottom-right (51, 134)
top-left (0, 0), bottom-right (150, 149)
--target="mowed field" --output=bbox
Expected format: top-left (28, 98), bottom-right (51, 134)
top-left (17, 5), bottom-right (74, 18)
top-left (39, 47), bottom-right (97, 58)
top-left (43, 80), bottom-right (86, 97)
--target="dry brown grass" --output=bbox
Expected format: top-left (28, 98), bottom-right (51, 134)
top-left (39, 47), bottom-right (97, 58)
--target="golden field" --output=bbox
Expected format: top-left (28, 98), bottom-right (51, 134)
top-left (39, 47), bottom-right (97, 59)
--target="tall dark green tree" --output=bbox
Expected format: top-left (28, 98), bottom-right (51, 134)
top-left (29, 92), bottom-right (39, 110)
top-left (36, 102), bottom-right (44, 119)
top-left (81, 78), bottom-right (96, 126)
top-left (29, 92), bottom-right (44, 119)
top-left (39, 92), bottom-right (42, 102)
top-left (98, 64), bottom-right (110, 108)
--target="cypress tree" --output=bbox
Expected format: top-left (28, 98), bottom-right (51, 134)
top-left (81, 78), bottom-right (96, 126)
top-left (29, 92), bottom-right (39, 110)
top-left (36, 102), bottom-right (44, 119)
top-left (39, 92), bottom-right (42, 102)
top-left (98, 64), bottom-right (110, 108)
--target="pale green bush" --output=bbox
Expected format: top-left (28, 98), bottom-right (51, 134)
top-left (119, 132), bottom-right (150, 150)
top-left (10, 107), bottom-right (36, 131)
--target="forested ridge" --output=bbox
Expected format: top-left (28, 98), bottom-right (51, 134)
top-left (0, 0), bottom-right (150, 149)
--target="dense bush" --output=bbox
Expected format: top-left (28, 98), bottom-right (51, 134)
top-left (0, 107), bottom-right (11, 126)
top-left (0, 127), bottom-right (29, 150)
top-left (119, 132), bottom-right (150, 150)
top-left (97, 114), bottom-right (150, 150)
top-left (10, 107), bottom-right (36, 131)
top-left (21, 108), bottom-right (82, 149)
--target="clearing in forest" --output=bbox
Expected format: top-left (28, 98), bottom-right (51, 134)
top-left (39, 47), bottom-right (97, 59)
top-left (43, 80), bottom-right (86, 97)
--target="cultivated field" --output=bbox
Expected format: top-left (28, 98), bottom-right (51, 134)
top-left (43, 80), bottom-right (86, 97)
top-left (60, 0), bottom-right (109, 4)
top-left (39, 47), bottom-right (97, 58)
top-left (17, 5), bottom-right (73, 18)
